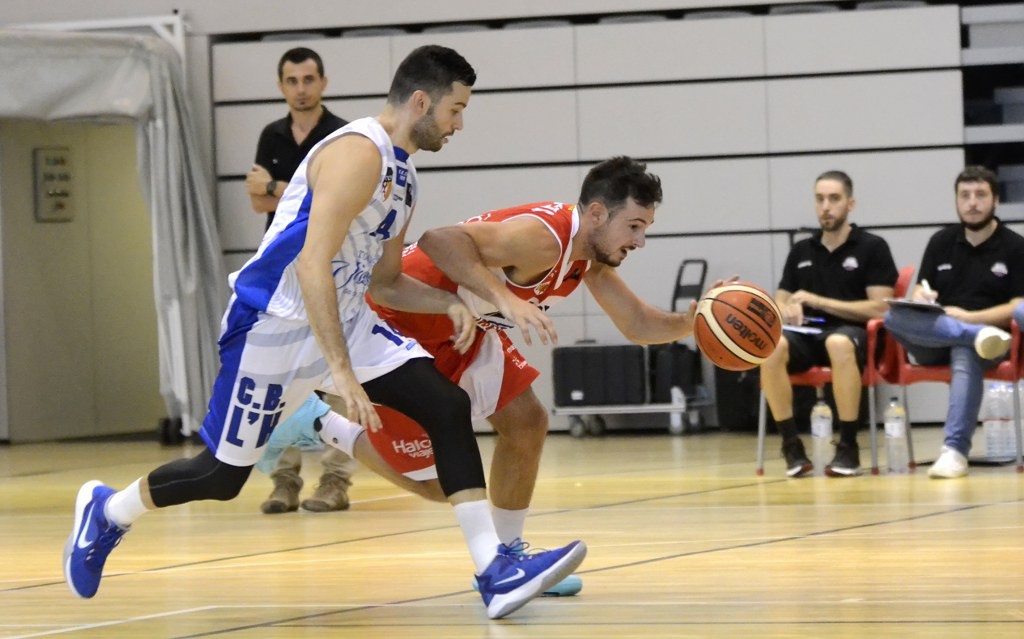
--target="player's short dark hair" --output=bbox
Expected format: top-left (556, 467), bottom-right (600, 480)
top-left (277, 47), bottom-right (324, 80)
top-left (955, 166), bottom-right (999, 196)
top-left (815, 170), bottom-right (853, 197)
top-left (578, 156), bottom-right (663, 214)
top-left (387, 45), bottom-right (476, 105)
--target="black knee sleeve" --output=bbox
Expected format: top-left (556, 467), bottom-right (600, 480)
top-left (363, 358), bottom-right (484, 497)
top-left (147, 448), bottom-right (253, 507)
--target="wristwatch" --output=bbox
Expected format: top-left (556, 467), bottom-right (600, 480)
top-left (265, 180), bottom-right (278, 196)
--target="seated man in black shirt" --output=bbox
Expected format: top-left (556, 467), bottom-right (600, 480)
top-left (761, 171), bottom-right (897, 477)
top-left (885, 166), bottom-right (1024, 479)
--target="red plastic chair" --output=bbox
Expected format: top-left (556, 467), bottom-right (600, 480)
top-left (755, 266), bottom-right (915, 476)
top-left (876, 315), bottom-right (1024, 473)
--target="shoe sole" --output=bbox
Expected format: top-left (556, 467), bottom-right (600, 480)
top-left (825, 466), bottom-right (863, 477)
top-left (64, 480), bottom-right (103, 599)
top-left (260, 501), bottom-right (298, 514)
top-left (541, 574), bottom-right (583, 597)
top-left (976, 332), bottom-right (1011, 360)
top-left (486, 541), bottom-right (588, 619)
top-left (786, 463), bottom-right (813, 478)
top-left (473, 573), bottom-right (584, 597)
top-left (300, 500), bottom-right (350, 512)
top-left (928, 468), bottom-right (967, 479)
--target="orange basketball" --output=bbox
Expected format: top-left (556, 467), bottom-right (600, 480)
top-left (694, 282), bottom-right (782, 371)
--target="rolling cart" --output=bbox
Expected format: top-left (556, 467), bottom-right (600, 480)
top-left (552, 259), bottom-right (712, 437)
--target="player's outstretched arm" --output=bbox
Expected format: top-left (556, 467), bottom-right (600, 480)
top-left (584, 264), bottom-right (694, 344)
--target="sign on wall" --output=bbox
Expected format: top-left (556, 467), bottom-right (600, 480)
top-left (33, 146), bottom-right (74, 222)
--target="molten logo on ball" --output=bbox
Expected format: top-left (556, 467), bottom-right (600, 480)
top-left (724, 313), bottom-right (769, 351)
top-left (694, 282), bottom-right (782, 371)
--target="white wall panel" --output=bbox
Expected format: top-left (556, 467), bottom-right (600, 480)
top-left (214, 98), bottom-right (382, 176)
top-left (578, 82), bottom-right (768, 159)
top-left (765, 6), bottom-right (961, 75)
top-left (768, 149), bottom-right (966, 229)
top-left (575, 17), bottom-right (764, 84)
top-left (767, 72), bottom-right (964, 153)
top-left (646, 158), bottom-right (770, 234)
top-left (413, 91), bottom-right (579, 168)
top-left (391, 28), bottom-right (576, 90)
top-left (216, 181), bottom-right (267, 251)
top-left (212, 38), bottom-right (392, 101)
top-left (409, 165), bottom-right (582, 236)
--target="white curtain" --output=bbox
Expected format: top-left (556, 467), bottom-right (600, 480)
top-left (0, 29), bottom-right (226, 434)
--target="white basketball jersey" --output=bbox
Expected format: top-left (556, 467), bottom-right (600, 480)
top-left (230, 117), bottom-right (417, 323)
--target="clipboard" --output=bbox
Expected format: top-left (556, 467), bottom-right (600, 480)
top-left (886, 299), bottom-right (946, 314)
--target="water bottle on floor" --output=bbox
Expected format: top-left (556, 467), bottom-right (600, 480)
top-left (810, 389), bottom-right (833, 476)
top-left (884, 396), bottom-right (909, 474)
top-left (982, 382), bottom-right (1014, 458)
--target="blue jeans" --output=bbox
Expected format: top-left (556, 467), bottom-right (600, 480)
top-left (884, 307), bottom-right (1002, 456)
top-left (1013, 301), bottom-right (1024, 335)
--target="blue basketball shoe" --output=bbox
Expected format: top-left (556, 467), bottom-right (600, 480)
top-left (471, 539), bottom-right (583, 596)
top-left (63, 480), bottom-right (129, 598)
top-left (476, 538), bottom-right (587, 619)
top-left (255, 394), bottom-right (331, 474)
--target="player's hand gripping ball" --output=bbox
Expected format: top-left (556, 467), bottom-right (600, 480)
top-left (694, 282), bottom-right (782, 371)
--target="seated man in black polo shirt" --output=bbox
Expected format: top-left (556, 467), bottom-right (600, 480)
top-left (885, 166), bottom-right (1024, 479)
top-left (762, 170), bottom-right (898, 477)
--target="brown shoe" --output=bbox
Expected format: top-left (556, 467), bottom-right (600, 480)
top-left (301, 473), bottom-right (351, 512)
top-left (260, 475), bottom-right (302, 514)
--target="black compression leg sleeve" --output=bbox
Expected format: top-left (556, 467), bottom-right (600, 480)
top-left (362, 357), bottom-right (483, 497)
top-left (147, 448), bottom-right (253, 508)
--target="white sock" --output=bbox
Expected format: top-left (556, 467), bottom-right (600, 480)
top-left (453, 500), bottom-right (502, 573)
top-left (104, 479), bottom-right (150, 528)
top-left (318, 411), bottom-right (365, 457)
top-left (491, 506), bottom-right (529, 545)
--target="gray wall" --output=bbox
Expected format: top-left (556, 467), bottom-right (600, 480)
top-left (0, 121), bottom-right (164, 442)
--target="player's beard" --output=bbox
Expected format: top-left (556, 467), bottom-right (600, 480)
top-left (959, 205), bottom-right (996, 232)
top-left (588, 226), bottom-right (626, 267)
top-left (410, 107), bottom-right (445, 152)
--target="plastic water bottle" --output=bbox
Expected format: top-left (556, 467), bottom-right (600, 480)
top-left (982, 382), bottom-right (1014, 458)
top-left (884, 396), bottom-right (909, 474)
top-left (810, 390), bottom-right (833, 476)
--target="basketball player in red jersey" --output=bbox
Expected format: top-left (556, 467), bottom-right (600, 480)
top-left (263, 156), bottom-right (719, 596)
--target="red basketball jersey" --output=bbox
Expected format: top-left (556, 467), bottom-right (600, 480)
top-left (374, 201), bottom-right (592, 354)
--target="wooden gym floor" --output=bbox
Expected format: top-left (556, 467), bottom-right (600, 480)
top-left (1, 425), bottom-right (1023, 638)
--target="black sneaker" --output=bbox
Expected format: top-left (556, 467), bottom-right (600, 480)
top-left (781, 438), bottom-right (813, 477)
top-left (825, 441), bottom-right (862, 477)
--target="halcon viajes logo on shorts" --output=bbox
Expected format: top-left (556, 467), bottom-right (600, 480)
top-left (393, 436), bottom-right (433, 459)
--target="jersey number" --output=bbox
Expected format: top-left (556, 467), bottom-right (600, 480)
top-left (371, 323), bottom-right (404, 346)
top-left (370, 209), bottom-right (397, 240)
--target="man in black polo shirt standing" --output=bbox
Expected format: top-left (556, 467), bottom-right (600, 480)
top-left (246, 47), bottom-right (348, 229)
top-left (885, 166), bottom-right (1024, 479)
top-left (244, 47), bottom-right (356, 512)
top-left (761, 171), bottom-right (898, 478)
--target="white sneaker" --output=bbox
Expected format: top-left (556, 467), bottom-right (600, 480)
top-left (928, 446), bottom-right (968, 479)
top-left (975, 326), bottom-right (1011, 360)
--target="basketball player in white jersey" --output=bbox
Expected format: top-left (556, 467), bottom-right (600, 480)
top-left (64, 45), bottom-right (586, 621)
top-left (263, 157), bottom-right (716, 595)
